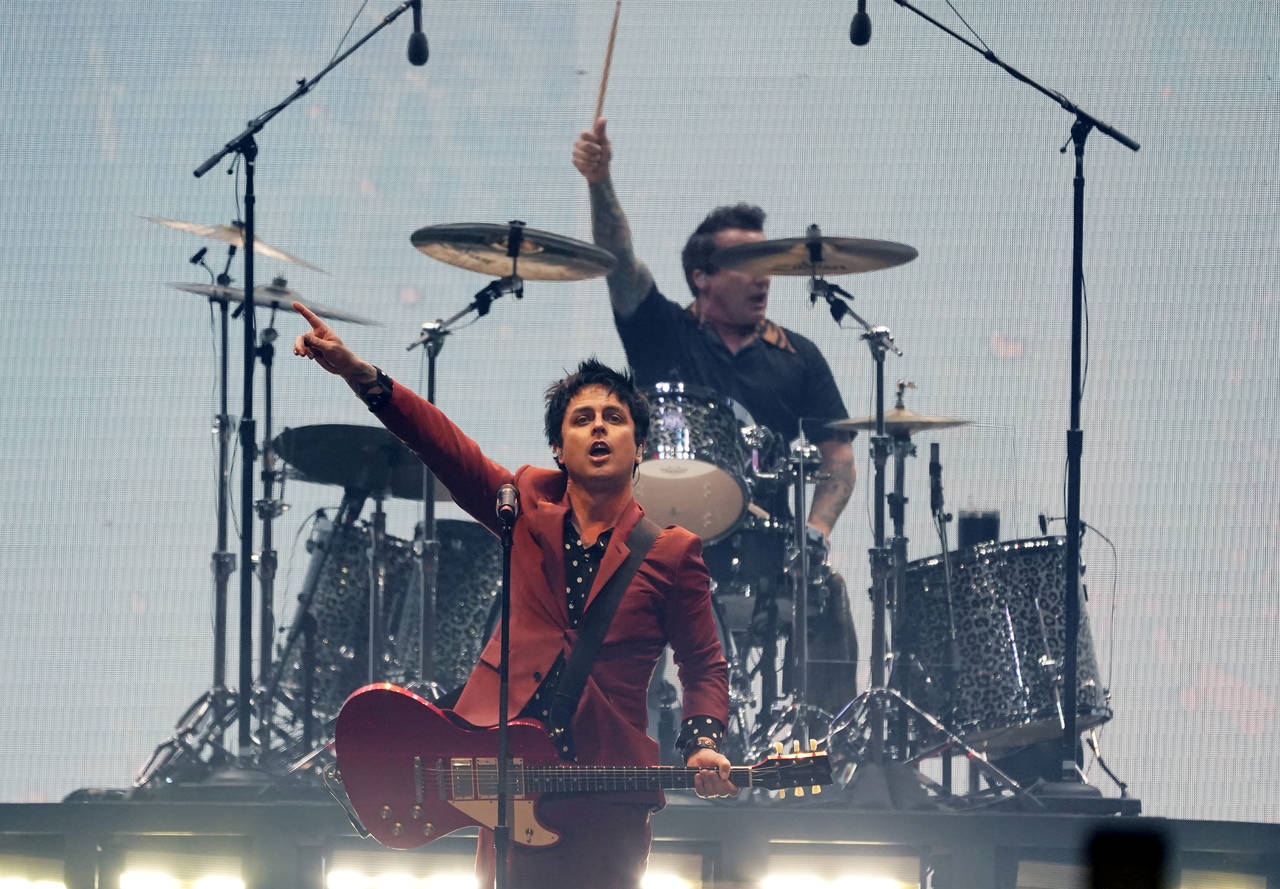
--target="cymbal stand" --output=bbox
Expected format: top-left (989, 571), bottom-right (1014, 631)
top-left (406, 221), bottom-right (525, 691)
top-left (193, 0), bottom-right (428, 759)
top-left (252, 310), bottom-right (288, 753)
top-left (132, 247), bottom-right (243, 791)
top-left (787, 434), bottom-right (813, 749)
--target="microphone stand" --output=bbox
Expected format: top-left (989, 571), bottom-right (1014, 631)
top-left (884, 0), bottom-right (1139, 792)
top-left (494, 492), bottom-right (519, 889)
top-left (192, 0), bottom-right (425, 759)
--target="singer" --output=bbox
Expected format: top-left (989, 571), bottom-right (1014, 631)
top-left (292, 303), bottom-right (732, 889)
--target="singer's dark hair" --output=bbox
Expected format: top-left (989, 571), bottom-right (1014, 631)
top-left (680, 203), bottom-right (767, 297)
top-left (544, 358), bottom-right (650, 464)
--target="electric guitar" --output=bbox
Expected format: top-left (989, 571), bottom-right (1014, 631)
top-left (334, 683), bottom-right (833, 850)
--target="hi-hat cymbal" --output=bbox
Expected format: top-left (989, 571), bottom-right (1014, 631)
top-left (274, 424), bottom-right (451, 503)
top-left (168, 281), bottom-right (376, 325)
top-left (827, 407), bottom-right (970, 436)
top-left (711, 235), bottom-right (917, 277)
top-left (411, 222), bottom-right (617, 281)
top-left (145, 216), bottom-right (327, 274)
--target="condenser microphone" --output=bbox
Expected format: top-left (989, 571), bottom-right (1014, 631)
top-left (496, 483), bottom-right (519, 525)
top-left (407, 0), bottom-right (429, 66)
top-left (850, 0), bottom-right (872, 46)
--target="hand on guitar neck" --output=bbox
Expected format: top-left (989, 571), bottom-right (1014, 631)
top-left (333, 683), bottom-right (833, 850)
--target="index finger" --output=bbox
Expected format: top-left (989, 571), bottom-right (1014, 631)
top-left (292, 301), bottom-right (328, 332)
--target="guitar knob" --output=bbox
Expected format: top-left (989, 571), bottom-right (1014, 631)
top-left (811, 785), bottom-right (823, 795)
top-left (379, 805), bottom-right (393, 821)
top-left (794, 787), bottom-right (805, 797)
top-left (774, 742), bottom-right (784, 754)
top-left (791, 740), bottom-right (801, 753)
top-left (776, 788), bottom-right (787, 799)
top-left (423, 823), bottom-right (435, 838)
top-left (392, 822), bottom-right (404, 837)
top-left (809, 739), bottom-right (819, 751)
top-left (411, 805), bottom-right (423, 820)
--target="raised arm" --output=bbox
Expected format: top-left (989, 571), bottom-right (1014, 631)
top-left (572, 117), bottom-right (654, 319)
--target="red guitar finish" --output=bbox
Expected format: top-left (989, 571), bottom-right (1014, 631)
top-left (334, 683), bottom-right (832, 850)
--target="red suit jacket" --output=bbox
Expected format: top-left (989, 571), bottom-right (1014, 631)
top-left (374, 382), bottom-right (729, 792)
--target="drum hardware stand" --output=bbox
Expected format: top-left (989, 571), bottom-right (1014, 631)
top-left (883, 0), bottom-right (1139, 799)
top-left (192, 0), bottom-right (432, 763)
top-left (252, 313), bottom-right (288, 752)
top-left (406, 223), bottom-right (526, 692)
top-left (131, 245), bottom-right (245, 793)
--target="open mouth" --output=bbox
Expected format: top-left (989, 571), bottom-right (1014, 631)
top-left (589, 441), bottom-right (611, 457)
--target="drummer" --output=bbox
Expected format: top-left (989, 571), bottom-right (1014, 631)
top-left (571, 117), bottom-right (855, 548)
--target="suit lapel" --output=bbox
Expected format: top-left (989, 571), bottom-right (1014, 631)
top-left (582, 500), bottom-right (644, 613)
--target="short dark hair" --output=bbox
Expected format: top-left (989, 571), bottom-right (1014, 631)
top-left (544, 357), bottom-right (650, 455)
top-left (680, 203), bottom-right (767, 297)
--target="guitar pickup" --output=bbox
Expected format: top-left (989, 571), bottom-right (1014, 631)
top-left (452, 757), bottom-right (528, 800)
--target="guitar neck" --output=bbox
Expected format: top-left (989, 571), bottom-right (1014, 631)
top-left (514, 764), bottom-right (754, 794)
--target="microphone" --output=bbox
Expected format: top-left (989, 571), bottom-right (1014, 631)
top-left (1038, 513), bottom-right (1049, 535)
top-left (929, 442), bottom-right (944, 515)
top-left (495, 483), bottom-right (519, 525)
top-left (850, 0), bottom-right (872, 46)
top-left (189, 247), bottom-right (208, 266)
top-left (407, 0), bottom-right (429, 66)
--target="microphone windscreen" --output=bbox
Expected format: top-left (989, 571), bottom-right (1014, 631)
top-left (850, 12), bottom-right (872, 46)
top-left (408, 31), bottom-right (429, 66)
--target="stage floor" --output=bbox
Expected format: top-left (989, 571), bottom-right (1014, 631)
top-left (1, 789), bottom-right (1277, 889)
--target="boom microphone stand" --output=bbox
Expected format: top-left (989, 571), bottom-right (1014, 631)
top-left (882, 0), bottom-right (1139, 790)
top-left (192, 0), bottom-right (427, 760)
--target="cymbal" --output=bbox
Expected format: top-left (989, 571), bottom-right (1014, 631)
top-left (711, 235), bottom-right (917, 277)
top-left (168, 281), bottom-right (377, 326)
top-left (827, 407), bottom-right (970, 436)
top-left (274, 424), bottom-right (451, 503)
top-left (411, 222), bottom-right (617, 281)
top-left (145, 216), bottom-right (327, 274)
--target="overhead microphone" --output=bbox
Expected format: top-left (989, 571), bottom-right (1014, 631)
top-left (850, 0), bottom-right (872, 46)
top-left (407, 0), bottom-right (429, 66)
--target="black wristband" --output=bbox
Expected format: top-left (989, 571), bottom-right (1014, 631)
top-left (356, 366), bottom-right (393, 411)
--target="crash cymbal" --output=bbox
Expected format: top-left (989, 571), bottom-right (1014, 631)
top-left (827, 407), bottom-right (970, 436)
top-left (711, 235), bottom-right (917, 277)
top-left (411, 222), bottom-right (617, 281)
top-left (145, 216), bottom-right (327, 274)
top-left (274, 424), bottom-right (451, 503)
top-left (168, 280), bottom-right (376, 325)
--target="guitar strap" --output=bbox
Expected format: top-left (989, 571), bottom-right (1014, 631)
top-left (546, 515), bottom-right (662, 761)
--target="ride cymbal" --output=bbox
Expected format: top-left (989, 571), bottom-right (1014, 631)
top-left (711, 235), bottom-right (917, 277)
top-left (827, 407), bottom-right (970, 436)
top-left (145, 216), bottom-right (327, 274)
top-left (168, 281), bottom-right (376, 325)
top-left (411, 222), bottom-right (617, 281)
top-left (274, 424), bottom-right (451, 503)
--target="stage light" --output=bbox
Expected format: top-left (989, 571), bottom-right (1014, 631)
top-left (761, 875), bottom-right (828, 889)
top-left (119, 874), bottom-right (180, 889)
top-left (420, 875), bottom-right (479, 889)
top-left (325, 871), bottom-right (367, 889)
top-left (641, 874), bottom-right (693, 889)
top-left (192, 878), bottom-right (245, 889)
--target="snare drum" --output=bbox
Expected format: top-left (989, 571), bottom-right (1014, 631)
top-left (634, 382), bottom-right (749, 543)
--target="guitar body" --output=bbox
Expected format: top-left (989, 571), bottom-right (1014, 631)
top-left (335, 683), bottom-right (568, 850)
top-left (334, 683), bottom-right (832, 851)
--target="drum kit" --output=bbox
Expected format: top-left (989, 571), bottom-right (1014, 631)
top-left (134, 213), bottom-right (1112, 807)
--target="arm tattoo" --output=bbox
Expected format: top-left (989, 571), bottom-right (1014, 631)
top-left (808, 443), bottom-right (856, 536)
top-left (589, 178), bottom-right (654, 318)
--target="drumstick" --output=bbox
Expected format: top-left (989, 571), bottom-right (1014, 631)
top-left (594, 0), bottom-right (623, 122)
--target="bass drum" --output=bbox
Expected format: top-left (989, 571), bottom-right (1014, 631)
top-left (896, 536), bottom-right (1111, 750)
top-left (390, 519), bottom-right (502, 693)
top-left (634, 382), bottom-right (749, 544)
top-left (280, 518), bottom-right (500, 717)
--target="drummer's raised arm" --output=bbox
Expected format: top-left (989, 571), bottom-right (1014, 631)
top-left (573, 117), bottom-right (654, 319)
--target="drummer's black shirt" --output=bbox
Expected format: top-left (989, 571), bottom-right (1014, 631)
top-left (615, 284), bottom-right (850, 445)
